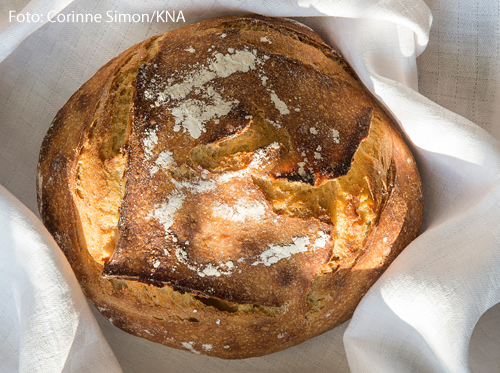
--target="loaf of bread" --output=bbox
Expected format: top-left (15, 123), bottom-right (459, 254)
top-left (37, 14), bottom-right (423, 359)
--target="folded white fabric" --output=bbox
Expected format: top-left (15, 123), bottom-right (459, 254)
top-left (0, 185), bottom-right (121, 372)
top-left (1, 0), bottom-right (499, 372)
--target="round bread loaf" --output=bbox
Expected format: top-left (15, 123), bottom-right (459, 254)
top-left (37, 14), bottom-right (423, 359)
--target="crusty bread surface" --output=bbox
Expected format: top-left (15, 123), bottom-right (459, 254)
top-left (37, 14), bottom-right (423, 359)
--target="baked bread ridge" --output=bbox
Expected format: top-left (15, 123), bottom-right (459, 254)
top-left (37, 14), bottom-right (424, 359)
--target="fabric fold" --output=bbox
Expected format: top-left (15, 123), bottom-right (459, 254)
top-left (0, 185), bottom-right (122, 372)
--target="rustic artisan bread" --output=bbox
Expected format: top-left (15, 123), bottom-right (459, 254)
top-left (37, 14), bottom-right (423, 359)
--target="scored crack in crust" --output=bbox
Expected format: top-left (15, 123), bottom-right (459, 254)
top-left (37, 14), bottom-right (424, 359)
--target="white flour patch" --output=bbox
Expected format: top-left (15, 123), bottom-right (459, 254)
top-left (253, 236), bottom-right (310, 266)
top-left (297, 161), bottom-right (307, 177)
top-left (170, 95), bottom-right (237, 138)
top-left (209, 50), bottom-right (257, 78)
top-left (149, 191), bottom-right (186, 236)
top-left (314, 231), bottom-right (329, 248)
top-left (174, 247), bottom-right (195, 270)
top-left (199, 263), bottom-right (221, 277)
top-left (160, 68), bottom-right (216, 100)
top-left (269, 89), bottom-right (290, 115)
top-left (174, 246), bottom-right (234, 278)
top-left (155, 150), bottom-right (175, 169)
top-left (331, 128), bottom-right (340, 144)
top-left (143, 128), bottom-right (158, 158)
top-left (212, 199), bottom-right (267, 222)
top-left (181, 342), bottom-right (200, 354)
top-left (172, 177), bottom-right (216, 195)
top-left (144, 89), bottom-right (154, 100)
top-left (151, 150), bottom-right (176, 175)
top-left (197, 261), bottom-right (234, 278)
top-left (252, 232), bottom-right (329, 266)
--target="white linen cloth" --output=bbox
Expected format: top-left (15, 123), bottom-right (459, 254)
top-left (0, 186), bottom-right (121, 372)
top-left (1, 0), bottom-right (499, 372)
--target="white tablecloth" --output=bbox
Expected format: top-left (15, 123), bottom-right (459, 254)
top-left (1, 0), bottom-right (500, 372)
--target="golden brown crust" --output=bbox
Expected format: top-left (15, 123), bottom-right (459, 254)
top-left (37, 14), bottom-right (423, 359)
